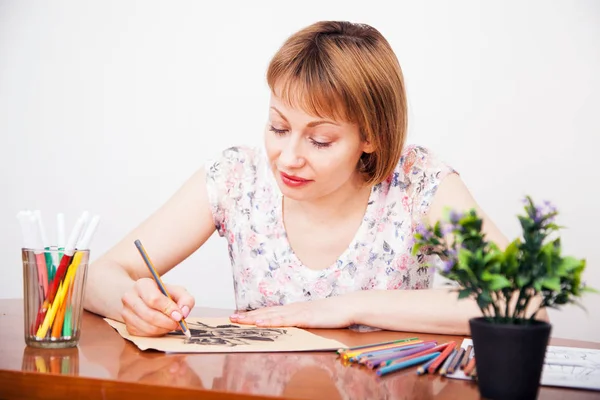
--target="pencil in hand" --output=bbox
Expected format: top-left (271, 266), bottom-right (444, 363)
top-left (134, 239), bottom-right (192, 339)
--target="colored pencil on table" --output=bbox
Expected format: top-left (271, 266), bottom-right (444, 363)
top-left (376, 352), bottom-right (440, 376)
top-left (382, 342), bottom-right (451, 368)
top-left (427, 341), bottom-right (456, 374)
top-left (134, 239), bottom-right (192, 339)
top-left (439, 349), bottom-right (457, 376)
top-left (364, 344), bottom-right (434, 368)
top-left (356, 343), bottom-right (430, 363)
top-left (337, 337), bottom-right (419, 354)
top-left (366, 342), bottom-right (438, 369)
top-left (463, 356), bottom-right (476, 376)
top-left (446, 347), bottom-right (465, 374)
top-left (417, 355), bottom-right (439, 375)
top-left (460, 345), bottom-right (473, 369)
top-left (344, 339), bottom-right (423, 360)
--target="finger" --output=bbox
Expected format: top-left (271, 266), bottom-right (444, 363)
top-left (257, 309), bottom-right (311, 328)
top-left (230, 308), bottom-right (275, 324)
top-left (164, 283), bottom-right (195, 318)
top-left (121, 307), bottom-right (171, 337)
top-left (122, 290), bottom-right (179, 331)
top-left (135, 278), bottom-right (184, 322)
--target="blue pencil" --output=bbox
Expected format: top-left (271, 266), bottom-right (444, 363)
top-left (416, 355), bottom-right (439, 375)
top-left (376, 352), bottom-right (441, 376)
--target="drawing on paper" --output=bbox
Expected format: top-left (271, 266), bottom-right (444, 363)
top-left (167, 321), bottom-right (287, 347)
top-left (542, 346), bottom-right (600, 389)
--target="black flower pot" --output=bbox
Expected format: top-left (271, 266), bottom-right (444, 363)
top-left (469, 317), bottom-right (551, 400)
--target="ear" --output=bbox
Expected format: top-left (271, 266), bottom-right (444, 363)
top-left (361, 140), bottom-right (376, 154)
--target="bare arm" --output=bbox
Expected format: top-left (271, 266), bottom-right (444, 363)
top-left (84, 168), bottom-right (216, 321)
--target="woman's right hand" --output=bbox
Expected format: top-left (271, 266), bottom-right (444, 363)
top-left (121, 278), bottom-right (195, 337)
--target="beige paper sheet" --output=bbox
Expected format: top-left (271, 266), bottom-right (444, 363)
top-left (105, 317), bottom-right (347, 353)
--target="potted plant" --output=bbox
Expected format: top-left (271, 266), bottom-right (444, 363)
top-left (412, 196), bottom-right (595, 400)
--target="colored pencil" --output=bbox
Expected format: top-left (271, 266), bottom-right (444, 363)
top-left (427, 341), bottom-right (456, 374)
top-left (463, 356), bottom-right (476, 376)
top-left (446, 347), bottom-right (465, 374)
top-left (460, 345), bottom-right (473, 369)
top-left (376, 352), bottom-right (440, 376)
top-left (383, 342), bottom-right (451, 368)
top-left (417, 355), bottom-right (439, 375)
top-left (337, 337), bottom-right (419, 354)
top-left (343, 339), bottom-right (423, 360)
top-left (366, 342), bottom-right (438, 369)
top-left (439, 349), bottom-right (457, 375)
top-left (134, 239), bottom-right (192, 339)
top-left (356, 343), bottom-right (430, 363)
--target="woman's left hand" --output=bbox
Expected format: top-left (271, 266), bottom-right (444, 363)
top-left (229, 296), bottom-right (358, 328)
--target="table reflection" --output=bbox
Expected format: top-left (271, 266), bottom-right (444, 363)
top-left (21, 346), bottom-right (79, 375)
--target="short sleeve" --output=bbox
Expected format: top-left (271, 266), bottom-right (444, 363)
top-left (404, 145), bottom-right (457, 217)
top-left (204, 146), bottom-right (257, 237)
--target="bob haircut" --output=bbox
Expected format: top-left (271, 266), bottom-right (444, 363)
top-left (266, 21), bottom-right (407, 185)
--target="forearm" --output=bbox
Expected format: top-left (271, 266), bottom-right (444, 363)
top-left (348, 289), bottom-right (483, 335)
top-left (83, 258), bottom-right (135, 321)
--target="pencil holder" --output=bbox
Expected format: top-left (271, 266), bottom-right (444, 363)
top-left (22, 247), bottom-right (90, 348)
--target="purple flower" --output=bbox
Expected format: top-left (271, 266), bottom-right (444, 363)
top-left (416, 223), bottom-right (432, 240)
top-left (441, 223), bottom-right (454, 236)
top-left (442, 259), bottom-right (455, 273)
top-left (449, 211), bottom-right (463, 224)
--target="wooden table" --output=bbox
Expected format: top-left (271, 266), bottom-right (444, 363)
top-left (0, 299), bottom-right (598, 399)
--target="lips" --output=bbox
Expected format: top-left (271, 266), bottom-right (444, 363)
top-left (280, 172), bottom-right (309, 182)
top-left (279, 171), bottom-right (312, 188)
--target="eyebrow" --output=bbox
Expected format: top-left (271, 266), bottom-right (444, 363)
top-left (270, 107), bottom-right (339, 127)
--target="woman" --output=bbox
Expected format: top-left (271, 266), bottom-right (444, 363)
top-left (83, 20), bottom-right (535, 337)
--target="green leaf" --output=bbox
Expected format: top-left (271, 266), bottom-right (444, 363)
top-left (517, 274), bottom-right (530, 288)
top-left (489, 275), bottom-right (511, 291)
top-left (433, 222), bottom-right (442, 238)
top-left (540, 276), bottom-right (561, 291)
top-left (458, 249), bottom-right (473, 269)
top-left (518, 215), bottom-right (533, 231)
top-left (477, 291), bottom-right (493, 311)
top-left (458, 288), bottom-right (472, 299)
top-left (481, 270), bottom-right (494, 282)
top-left (559, 256), bottom-right (584, 273)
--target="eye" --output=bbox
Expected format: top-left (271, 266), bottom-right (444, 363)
top-left (310, 138), bottom-right (331, 149)
top-left (269, 125), bottom-right (288, 135)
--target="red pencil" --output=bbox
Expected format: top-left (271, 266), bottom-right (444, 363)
top-left (427, 341), bottom-right (456, 374)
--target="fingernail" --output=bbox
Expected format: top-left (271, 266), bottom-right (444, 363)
top-left (230, 314), bottom-right (238, 319)
top-left (236, 314), bottom-right (246, 319)
top-left (255, 319), bottom-right (263, 324)
top-left (171, 311), bottom-right (182, 321)
top-left (181, 306), bottom-right (190, 318)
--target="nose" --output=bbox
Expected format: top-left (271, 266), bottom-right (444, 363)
top-left (279, 136), bottom-right (305, 169)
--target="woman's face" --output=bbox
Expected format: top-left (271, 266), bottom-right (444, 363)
top-left (264, 93), bottom-right (373, 202)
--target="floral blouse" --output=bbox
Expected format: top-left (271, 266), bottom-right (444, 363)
top-left (205, 144), bottom-right (455, 311)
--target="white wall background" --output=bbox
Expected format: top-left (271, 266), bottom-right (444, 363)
top-left (1, 0), bottom-right (598, 342)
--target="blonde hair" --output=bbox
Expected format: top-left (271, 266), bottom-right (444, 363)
top-left (266, 21), bottom-right (407, 185)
